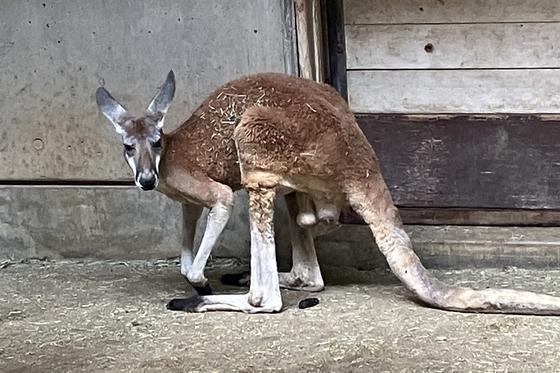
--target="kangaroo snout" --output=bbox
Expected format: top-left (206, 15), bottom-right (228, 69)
top-left (137, 170), bottom-right (158, 191)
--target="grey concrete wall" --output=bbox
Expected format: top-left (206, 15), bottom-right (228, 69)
top-left (0, 187), bottom-right (293, 267)
top-left (0, 0), bottom-right (298, 263)
top-left (4, 185), bottom-right (560, 270)
top-left (0, 0), bottom-right (292, 180)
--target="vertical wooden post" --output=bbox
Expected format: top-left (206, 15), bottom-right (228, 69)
top-left (325, 0), bottom-right (347, 100)
top-left (294, 0), bottom-right (325, 81)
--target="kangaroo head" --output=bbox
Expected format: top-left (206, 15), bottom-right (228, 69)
top-left (96, 71), bottom-right (175, 191)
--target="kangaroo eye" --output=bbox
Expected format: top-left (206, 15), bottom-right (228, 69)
top-left (124, 144), bottom-right (135, 153)
top-left (152, 138), bottom-right (162, 148)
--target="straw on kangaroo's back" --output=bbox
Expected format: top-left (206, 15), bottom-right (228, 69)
top-left (167, 72), bottom-right (560, 314)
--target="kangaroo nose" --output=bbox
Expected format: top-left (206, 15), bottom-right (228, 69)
top-left (138, 171), bottom-right (158, 191)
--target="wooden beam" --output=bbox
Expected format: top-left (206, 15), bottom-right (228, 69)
top-left (294, 0), bottom-right (325, 81)
top-left (348, 69), bottom-right (560, 113)
top-left (341, 208), bottom-right (560, 226)
top-left (346, 23), bottom-right (560, 70)
top-left (344, 0), bottom-right (560, 25)
top-left (317, 224), bottom-right (560, 269)
top-left (324, 0), bottom-right (348, 100)
top-left (355, 114), bottom-right (560, 210)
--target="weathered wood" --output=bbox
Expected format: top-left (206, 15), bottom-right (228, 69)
top-left (341, 208), bottom-right (560, 226)
top-left (401, 208), bottom-right (560, 226)
top-left (344, 0), bottom-right (560, 25)
top-left (325, 0), bottom-right (348, 100)
top-left (348, 70), bottom-right (560, 113)
top-left (310, 0), bottom-right (325, 82)
top-left (0, 0), bottom-right (288, 181)
top-left (295, 0), bottom-right (325, 81)
top-left (282, 0), bottom-right (299, 76)
top-left (346, 23), bottom-right (560, 69)
top-left (295, 0), bottom-right (313, 79)
top-left (354, 114), bottom-right (560, 209)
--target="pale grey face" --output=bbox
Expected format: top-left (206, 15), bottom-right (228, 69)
top-left (95, 71), bottom-right (175, 191)
top-left (121, 117), bottom-right (164, 190)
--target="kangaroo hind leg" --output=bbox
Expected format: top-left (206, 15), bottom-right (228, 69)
top-left (278, 192), bottom-right (324, 292)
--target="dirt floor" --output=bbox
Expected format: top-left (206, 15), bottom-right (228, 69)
top-left (2, 259), bottom-right (560, 372)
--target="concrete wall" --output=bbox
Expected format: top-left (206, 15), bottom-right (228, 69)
top-left (0, 0), bottom-right (296, 263)
top-left (0, 0), bottom-right (294, 180)
top-left (0, 186), bottom-right (295, 268)
top-left (5, 183), bottom-right (560, 270)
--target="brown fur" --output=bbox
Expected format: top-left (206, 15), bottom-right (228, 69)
top-left (221, 73), bottom-right (560, 315)
top-left (159, 73), bottom-right (364, 202)
top-left (97, 71), bottom-right (328, 298)
top-left (103, 71), bottom-right (560, 314)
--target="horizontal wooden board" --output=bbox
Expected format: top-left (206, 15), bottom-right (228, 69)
top-left (348, 70), bottom-right (560, 113)
top-left (354, 114), bottom-right (560, 209)
top-left (346, 23), bottom-right (560, 69)
top-left (344, 0), bottom-right (560, 24)
top-left (341, 208), bottom-right (560, 226)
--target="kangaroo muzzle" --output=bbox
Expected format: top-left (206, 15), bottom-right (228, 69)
top-left (136, 169), bottom-right (158, 191)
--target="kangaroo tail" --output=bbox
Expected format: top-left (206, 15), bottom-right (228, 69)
top-left (347, 178), bottom-right (560, 315)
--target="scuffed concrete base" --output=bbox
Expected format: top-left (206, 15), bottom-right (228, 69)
top-left (2, 259), bottom-right (560, 372)
top-left (316, 224), bottom-right (560, 269)
top-left (4, 187), bottom-right (560, 270)
top-left (0, 187), bottom-right (292, 267)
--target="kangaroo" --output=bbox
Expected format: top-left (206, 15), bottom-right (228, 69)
top-left (96, 71), bottom-right (326, 296)
top-left (152, 72), bottom-right (560, 314)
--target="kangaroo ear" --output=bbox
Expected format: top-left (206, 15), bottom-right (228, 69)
top-left (146, 70), bottom-right (176, 128)
top-left (96, 87), bottom-right (130, 135)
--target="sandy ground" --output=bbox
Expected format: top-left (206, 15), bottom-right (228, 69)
top-left (2, 259), bottom-right (560, 372)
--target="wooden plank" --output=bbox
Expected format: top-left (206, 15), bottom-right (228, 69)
top-left (295, 0), bottom-right (325, 81)
top-left (354, 114), bottom-right (560, 209)
top-left (346, 23), bottom-right (560, 69)
top-left (310, 0), bottom-right (325, 81)
top-left (0, 0), bottom-right (288, 180)
top-left (344, 0), bottom-right (560, 25)
top-left (348, 70), bottom-right (560, 113)
top-left (325, 0), bottom-right (348, 100)
top-left (282, 0), bottom-right (299, 76)
top-left (341, 208), bottom-right (560, 226)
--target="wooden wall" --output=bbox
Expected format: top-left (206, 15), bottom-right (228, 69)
top-left (344, 0), bottom-right (560, 113)
top-left (341, 0), bottom-right (560, 219)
